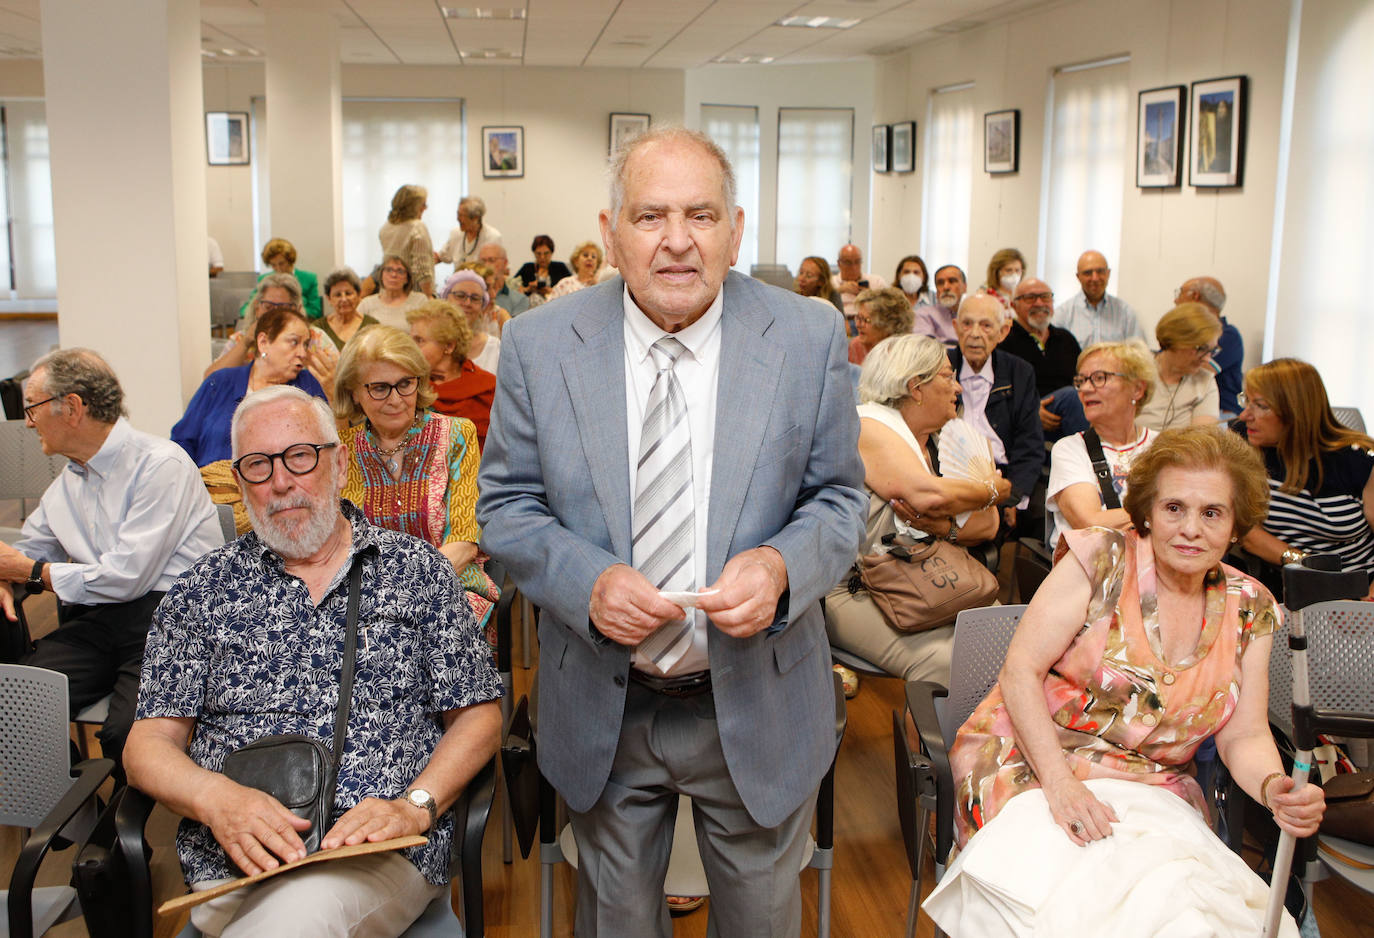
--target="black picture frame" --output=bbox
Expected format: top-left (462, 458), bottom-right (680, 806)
top-left (206, 111), bottom-right (250, 166)
top-left (983, 109), bottom-right (1019, 174)
top-left (482, 125), bottom-right (524, 179)
top-left (891, 121), bottom-right (916, 173)
top-left (1136, 85), bottom-right (1186, 188)
top-left (1189, 75), bottom-right (1246, 188)
top-left (872, 124), bottom-right (890, 172)
top-left (608, 112), bottom-right (650, 155)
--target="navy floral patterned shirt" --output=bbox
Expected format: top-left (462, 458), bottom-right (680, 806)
top-left (136, 500), bottom-right (502, 886)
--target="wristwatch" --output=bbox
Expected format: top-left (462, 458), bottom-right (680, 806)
top-left (945, 517), bottom-right (962, 544)
top-left (405, 787), bottom-right (437, 831)
top-left (25, 560), bottom-right (44, 596)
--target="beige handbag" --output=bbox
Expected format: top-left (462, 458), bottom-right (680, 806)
top-left (855, 530), bottom-right (999, 633)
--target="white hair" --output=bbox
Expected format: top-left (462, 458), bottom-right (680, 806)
top-left (607, 125), bottom-right (737, 232)
top-left (230, 385), bottom-right (338, 459)
top-left (858, 334), bottom-right (948, 408)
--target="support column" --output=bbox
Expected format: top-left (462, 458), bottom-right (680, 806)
top-left (264, 0), bottom-right (343, 276)
top-left (39, 0), bottom-right (208, 435)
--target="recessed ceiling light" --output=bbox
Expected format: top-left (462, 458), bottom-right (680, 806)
top-left (775, 15), bottom-right (860, 29)
top-left (711, 53), bottom-right (775, 64)
top-left (460, 48), bottom-right (521, 59)
top-left (201, 49), bottom-right (216, 57)
top-left (443, 6), bottom-right (527, 19)
top-left (219, 48), bottom-right (237, 56)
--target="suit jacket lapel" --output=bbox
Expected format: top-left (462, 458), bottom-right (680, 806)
top-left (708, 278), bottom-right (784, 575)
top-left (563, 299), bottom-right (632, 560)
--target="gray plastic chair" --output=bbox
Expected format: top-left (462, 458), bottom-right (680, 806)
top-left (0, 663), bottom-right (113, 937)
top-left (1332, 406), bottom-right (1366, 434)
top-left (0, 420), bottom-right (67, 522)
top-left (896, 603), bottom-right (1027, 938)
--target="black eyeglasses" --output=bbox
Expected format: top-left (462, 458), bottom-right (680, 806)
top-left (258, 300), bottom-right (301, 313)
top-left (1016, 292), bottom-right (1053, 303)
top-left (1072, 370), bottom-right (1129, 389)
top-left (362, 376), bottom-right (419, 401)
top-left (22, 396), bottom-right (58, 420)
top-left (233, 442), bottom-right (337, 484)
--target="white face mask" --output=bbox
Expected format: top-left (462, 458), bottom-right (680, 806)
top-left (1000, 272), bottom-right (1022, 292)
top-left (899, 272), bottom-right (924, 295)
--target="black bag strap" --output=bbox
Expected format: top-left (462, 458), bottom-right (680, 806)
top-left (1082, 428), bottom-right (1121, 510)
top-left (326, 555), bottom-right (365, 817)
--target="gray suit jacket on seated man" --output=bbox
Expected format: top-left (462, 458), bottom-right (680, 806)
top-left (477, 128), bottom-right (866, 937)
top-left (124, 387), bottom-right (502, 938)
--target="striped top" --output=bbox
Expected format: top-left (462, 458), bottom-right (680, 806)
top-left (1262, 444), bottom-right (1374, 573)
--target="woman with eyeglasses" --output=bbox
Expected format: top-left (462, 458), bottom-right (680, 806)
top-left (1046, 341), bottom-right (1158, 548)
top-left (358, 254), bottom-right (430, 331)
top-left (439, 270), bottom-right (501, 375)
top-left (406, 299), bottom-right (495, 448)
top-left (1137, 303), bottom-right (1223, 431)
top-left (848, 286), bottom-right (914, 366)
top-left (173, 305), bottom-right (328, 467)
top-left (333, 326), bottom-right (499, 628)
top-left (1238, 358), bottom-right (1374, 599)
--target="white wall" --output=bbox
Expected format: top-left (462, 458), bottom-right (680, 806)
top-left (685, 61), bottom-right (875, 273)
top-left (202, 63), bottom-right (683, 276)
top-left (871, 0), bottom-right (1291, 376)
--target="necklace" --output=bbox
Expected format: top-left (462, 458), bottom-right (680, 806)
top-left (372, 415), bottom-right (422, 477)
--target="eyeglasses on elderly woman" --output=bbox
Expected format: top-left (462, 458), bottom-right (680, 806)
top-left (361, 376), bottom-right (419, 401)
top-left (1072, 370), bottom-right (1129, 389)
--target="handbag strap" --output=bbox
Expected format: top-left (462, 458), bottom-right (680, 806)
top-left (329, 556), bottom-right (365, 793)
top-left (1082, 428), bottom-right (1121, 510)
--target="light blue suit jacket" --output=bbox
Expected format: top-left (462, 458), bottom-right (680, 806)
top-left (476, 271), bottom-right (865, 827)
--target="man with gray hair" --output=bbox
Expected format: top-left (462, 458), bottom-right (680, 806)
top-left (479, 126), bottom-right (865, 936)
top-left (125, 386), bottom-right (501, 936)
top-left (0, 349), bottom-right (221, 774)
top-left (1175, 275), bottom-right (1242, 417)
top-left (437, 195), bottom-right (502, 267)
top-left (477, 241), bottom-right (530, 316)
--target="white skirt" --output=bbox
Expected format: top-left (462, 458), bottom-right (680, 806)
top-left (924, 777), bottom-right (1298, 938)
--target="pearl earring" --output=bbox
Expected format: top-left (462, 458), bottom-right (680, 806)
top-left (1230, 536), bottom-right (1238, 543)
top-left (1142, 521), bottom-right (1150, 530)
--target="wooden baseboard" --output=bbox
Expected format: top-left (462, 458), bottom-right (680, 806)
top-left (0, 312), bottom-right (57, 321)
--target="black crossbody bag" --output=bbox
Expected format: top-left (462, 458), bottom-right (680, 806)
top-left (1052, 429), bottom-right (1122, 565)
top-left (221, 556), bottom-right (364, 853)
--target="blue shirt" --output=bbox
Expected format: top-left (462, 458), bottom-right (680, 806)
top-left (14, 417), bottom-right (222, 605)
top-left (171, 365), bottom-right (326, 467)
top-left (1054, 291), bottom-right (1145, 347)
top-left (136, 502), bottom-right (503, 886)
top-left (1212, 318), bottom-right (1244, 414)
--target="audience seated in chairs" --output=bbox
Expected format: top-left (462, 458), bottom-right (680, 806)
top-left (1138, 302), bottom-right (1223, 431)
top-left (893, 254), bottom-right (935, 310)
top-left (123, 386), bottom-right (501, 937)
top-left (439, 270), bottom-right (501, 376)
top-left (983, 247), bottom-right (1025, 308)
top-left (1046, 341), bottom-right (1158, 549)
top-left (1175, 275), bottom-right (1243, 417)
top-left (359, 254), bottom-right (429, 331)
top-left (926, 426), bottom-right (1324, 935)
top-left (515, 233), bottom-right (571, 306)
top-left (849, 286), bottom-right (913, 366)
top-left (1238, 357), bottom-right (1374, 600)
top-left (406, 299), bottom-right (495, 448)
top-left (824, 333), bottom-right (1010, 692)
top-left (0, 349), bottom-right (222, 779)
top-left (459, 260), bottom-right (513, 337)
top-left (315, 268), bottom-right (378, 351)
top-left (1003, 277), bottom-right (1083, 438)
top-left (794, 255), bottom-right (844, 314)
top-left (173, 305), bottom-right (328, 468)
top-left (477, 242), bottom-right (530, 316)
top-left (334, 327), bottom-right (501, 641)
top-left (548, 240), bottom-right (606, 300)
top-left (239, 237), bottom-right (321, 321)
top-left (208, 272), bottom-right (338, 392)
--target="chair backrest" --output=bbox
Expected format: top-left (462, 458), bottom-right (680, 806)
top-left (0, 418), bottom-right (68, 504)
top-left (939, 605), bottom-right (1027, 748)
top-left (0, 664), bottom-right (76, 828)
top-left (1332, 406), bottom-right (1366, 434)
top-left (749, 264), bottom-right (794, 290)
top-left (215, 503), bottom-right (237, 543)
top-left (1269, 601), bottom-right (1374, 741)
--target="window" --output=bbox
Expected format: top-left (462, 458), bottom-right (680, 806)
top-left (341, 99), bottom-right (465, 279)
top-left (701, 104), bottom-right (759, 272)
top-left (1038, 60), bottom-right (1129, 301)
top-left (921, 85), bottom-right (974, 276)
top-left (775, 108), bottom-right (853, 276)
top-left (0, 101), bottom-right (57, 301)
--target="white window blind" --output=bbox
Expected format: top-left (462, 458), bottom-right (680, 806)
top-left (0, 101), bottom-right (56, 299)
top-left (921, 87), bottom-right (974, 276)
top-left (775, 108), bottom-right (853, 276)
top-left (1039, 61), bottom-right (1128, 301)
top-left (701, 104), bottom-right (759, 273)
top-left (341, 99), bottom-right (466, 279)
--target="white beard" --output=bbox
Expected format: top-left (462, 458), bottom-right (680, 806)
top-left (245, 491), bottom-right (341, 560)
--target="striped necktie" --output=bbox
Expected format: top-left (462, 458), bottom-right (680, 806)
top-left (633, 336), bottom-right (696, 672)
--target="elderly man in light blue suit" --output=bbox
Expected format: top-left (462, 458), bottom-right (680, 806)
top-left (477, 127), bottom-right (865, 937)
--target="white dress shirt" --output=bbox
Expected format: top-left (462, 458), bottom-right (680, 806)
top-left (14, 418), bottom-right (223, 605)
top-left (623, 286), bottom-right (723, 676)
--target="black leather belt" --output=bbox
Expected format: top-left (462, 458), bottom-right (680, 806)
top-left (629, 669), bottom-right (712, 698)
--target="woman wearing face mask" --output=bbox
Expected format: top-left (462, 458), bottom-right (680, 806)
top-left (894, 254), bottom-right (933, 308)
top-left (985, 247), bottom-right (1027, 307)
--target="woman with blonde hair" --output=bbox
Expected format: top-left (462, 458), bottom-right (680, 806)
top-left (548, 240), bottom-right (604, 299)
top-left (1239, 358), bottom-right (1374, 597)
top-left (1138, 302), bottom-right (1222, 430)
top-left (378, 184), bottom-right (435, 296)
top-left (407, 299), bottom-right (495, 447)
top-left (1046, 341), bottom-right (1158, 547)
top-left (334, 325), bottom-right (499, 628)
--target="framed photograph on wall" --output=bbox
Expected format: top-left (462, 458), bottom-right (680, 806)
top-left (482, 125), bottom-right (524, 179)
top-left (609, 112), bottom-right (650, 155)
top-left (1189, 75), bottom-right (1247, 188)
top-left (1137, 85), bottom-right (1185, 188)
top-left (872, 124), bottom-right (890, 172)
top-left (205, 111), bottom-right (250, 166)
top-left (984, 109), bottom-right (1019, 174)
top-left (891, 121), bottom-right (916, 173)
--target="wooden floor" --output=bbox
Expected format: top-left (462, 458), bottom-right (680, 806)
top-left (2, 442), bottom-right (1373, 936)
